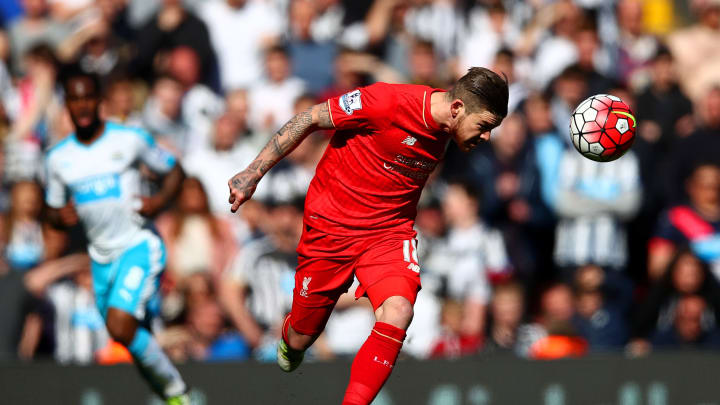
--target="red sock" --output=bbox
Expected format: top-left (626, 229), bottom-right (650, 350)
top-left (342, 322), bottom-right (406, 405)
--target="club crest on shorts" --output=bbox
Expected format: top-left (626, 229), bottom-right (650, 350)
top-left (339, 90), bottom-right (362, 115)
top-left (300, 276), bottom-right (312, 297)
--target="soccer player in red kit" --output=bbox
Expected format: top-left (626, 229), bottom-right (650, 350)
top-left (228, 67), bottom-right (508, 405)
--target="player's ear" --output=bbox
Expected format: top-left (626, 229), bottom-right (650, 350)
top-left (450, 99), bottom-right (464, 119)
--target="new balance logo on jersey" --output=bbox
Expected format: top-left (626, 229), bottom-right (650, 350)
top-left (407, 263), bottom-right (420, 273)
top-left (401, 136), bottom-right (417, 146)
top-left (300, 277), bottom-right (312, 297)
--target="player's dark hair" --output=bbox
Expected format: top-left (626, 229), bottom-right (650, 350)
top-left (451, 67), bottom-right (509, 119)
top-left (60, 65), bottom-right (101, 98)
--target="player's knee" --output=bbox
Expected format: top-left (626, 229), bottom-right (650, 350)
top-left (105, 310), bottom-right (138, 347)
top-left (378, 296), bottom-right (414, 329)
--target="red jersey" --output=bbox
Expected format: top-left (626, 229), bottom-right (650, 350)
top-left (304, 83), bottom-right (449, 235)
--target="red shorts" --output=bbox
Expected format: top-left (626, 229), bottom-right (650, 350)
top-left (289, 223), bottom-right (422, 336)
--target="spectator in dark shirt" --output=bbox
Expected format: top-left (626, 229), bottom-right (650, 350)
top-left (630, 248), bottom-right (720, 355)
top-left (573, 19), bottom-right (614, 96)
top-left (635, 46), bottom-right (694, 153)
top-left (133, 0), bottom-right (217, 89)
top-left (467, 114), bottom-right (553, 285)
top-left (648, 164), bottom-right (720, 280)
top-left (288, 0), bottom-right (337, 94)
top-left (571, 265), bottom-right (632, 351)
top-left (667, 87), bottom-right (720, 202)
top-left (484, 282), bottom-right (525, 354)
top-left (651, 295), bottom-right (720, 350)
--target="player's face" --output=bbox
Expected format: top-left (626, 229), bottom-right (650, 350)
top-left (452, 109), bottom-right (502, 152)
top-left (65, 77), bottom-right (101, 131)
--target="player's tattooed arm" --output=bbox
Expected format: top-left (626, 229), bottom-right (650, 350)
top-left (228, 102), bottom-right (331, 212)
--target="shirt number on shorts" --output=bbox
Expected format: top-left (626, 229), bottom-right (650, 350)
top-left (403, 239), bottom-right (420, 272)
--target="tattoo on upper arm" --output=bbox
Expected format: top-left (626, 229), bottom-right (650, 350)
top-left (317, 102), bottom-right (333, 129)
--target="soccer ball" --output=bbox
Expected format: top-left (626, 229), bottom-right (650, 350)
top-left (569, 94), bottom-right (636, 162)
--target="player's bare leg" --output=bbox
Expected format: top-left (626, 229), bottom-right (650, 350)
top-left (106, 308), bottom-right (188, 404)
top-left (342, 295), bottom-right (413, 405)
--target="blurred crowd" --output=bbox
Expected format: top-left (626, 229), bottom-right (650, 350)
top-left (1, 0), bottom-right (720, 365)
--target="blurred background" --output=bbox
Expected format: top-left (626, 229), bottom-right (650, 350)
top-left (1, 0), bottom-right (720, 402)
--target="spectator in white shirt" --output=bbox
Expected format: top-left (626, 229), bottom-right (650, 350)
top-left (199, 0), bottom-right (283, 92)
top-left (249, 45), bottom-right (306, 133)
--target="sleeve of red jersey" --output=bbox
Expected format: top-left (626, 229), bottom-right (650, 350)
top-left (326, 83), bottom-right (395, 130)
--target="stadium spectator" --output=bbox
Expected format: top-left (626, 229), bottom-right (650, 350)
top-left (616, 0), bottom-right (659, 87)
top-left (47, 265), bottom-right (108, 364)
top-left (632, 248), bottom-right (720, 353)
top-left (518, 282), bottom-right (588, 359)
top-left (457, 2), bottom-right (521, 77)
top-left (183, 113), bottom-right (257, 216)
top-left (102, 74), bottom-right (142, 126)
top-left (287, 0), bottom-right (337, 94)
top-left (166, 46), bottom-right (224, 150)
top-left (666, 87), bottom-right (720, 202)
top-left (405, 39), bottom-right (447, 89)
top-left (5, 45), bottom-right (63, 182)
top-left (155, 177), bottom-right (237, 283)
top-left (519, 0), bottom-right (585, 90)
top-left (0, 252), bottom-right (88, 360)
top-left (467, 114), bottom-right (553, 285)
top-left (490, 48), bottom-right (527, 115)
top-left (635, 46), bottom-right (694, 153)
top-left (1, 181), bottom-right (59, 271)
top-left (199, 0), bottom-right (282, 92)
top-left (134, 0), bottom-right (217, 89)
top-left (549, 65), bottom-right (589, 144)
top-left (429, 299), bottom-right (482, 358)
top-left (483, 282), bottom-right (526, 354)
top-left (424, 180), bottom-right (512, 347)
top-left (525, 92), bottom-right (564, 207)
top-left (323, 281), bottom-right (376, 358)
top-left (161, 291), bottom-right (250, 362)
top-left (553, 137), bottom-right (642, 272)
top-left (55, 8), bottom-right (129, 79)
top-left (7, 0), bottom-right (67, 75)
top-left (667, 0), bottom-right (720, 103)
top-left (648, 164), bottom-right (720, 280)
top-left (249, 45), bottom-right (306, 133)
top-left (140, 74), bottom-right (188, 155)
top-left (403, 0), bottom-right (461, 62)
top-left (219, 198), bottom-right (303, 356)
top-left (573, 19), bottom-right (614, 96)
top-left (650, 294), bottom-right (720, 350)
top-left (571, 265), bottom-right (632, 351)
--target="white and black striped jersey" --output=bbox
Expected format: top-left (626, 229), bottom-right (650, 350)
top-left (227, 237), bottom-right (296, 329)
top-left (553, 150), bottom-right (642, 269)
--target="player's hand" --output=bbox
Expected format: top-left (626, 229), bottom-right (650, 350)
top-left (58, 202), bottom-right (79, 227)
top-left (228, 169), bottom-right (260, 213)
top-left (138, 195), bottom-right (165, 217)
